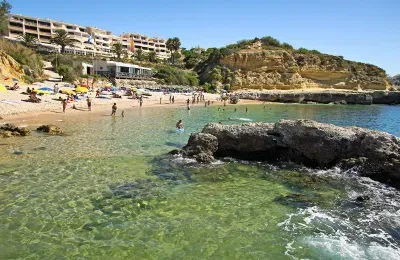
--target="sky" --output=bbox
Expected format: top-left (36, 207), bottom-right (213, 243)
top-left (8, 0), bottom-right (400, 75)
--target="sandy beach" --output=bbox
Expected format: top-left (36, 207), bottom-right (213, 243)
top-left (0, 84), bottom-right (263, 126)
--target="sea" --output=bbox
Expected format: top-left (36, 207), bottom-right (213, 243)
top-left (0, 103), bottom-right (399, 259)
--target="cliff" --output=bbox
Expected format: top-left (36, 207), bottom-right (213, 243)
top-left (221, 49), bottom-right (389, 91)
top-left (0, 50), bottom-right (25, 84)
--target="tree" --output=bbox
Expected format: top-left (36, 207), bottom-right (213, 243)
top-left (133, 49), bottom-right (146, 61)
top-left (19, 33), bottom-right (37, 49)
top-left (260, 36), bottom-right (281, 47)
top-left (0, 0), bottom-right (11, 36)
top-left (170, 51), bottom-right (181, 65)
top-left (111, 42), bottom-right (125, 60)
top-left (281, 42), bottom-right (294, 50)
top-left (147, 51), bottom-right (157, 63)
top-left (50, 29), bottom-right (78, 53)
top-left (166, 37), bottom-right (181, 53)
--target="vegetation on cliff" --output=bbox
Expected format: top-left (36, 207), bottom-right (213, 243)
top-left (0, 38), bottom-right (44, 83)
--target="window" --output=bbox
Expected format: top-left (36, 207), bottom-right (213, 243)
top-left (120, 67), bottom-right (129, 73)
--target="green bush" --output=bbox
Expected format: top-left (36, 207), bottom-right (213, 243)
top-left (56, 65), bottom-right (74, 82)
top-left (154, 65), bottom-right (199, 86)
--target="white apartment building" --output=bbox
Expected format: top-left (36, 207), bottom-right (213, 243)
top-left (6, 14), bottom-right (171, 59)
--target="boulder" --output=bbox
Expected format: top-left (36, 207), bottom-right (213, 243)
top-left (37, 125), bottom-right (63, 135)
top-left (181, 133), bottom-right (218, 163)
top-left (176, 120), bottom-right (400, 188)
top-left (0, 123), bottom-right (31, 137)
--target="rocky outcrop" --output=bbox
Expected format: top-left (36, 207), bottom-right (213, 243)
top-left (37, 125), bottom-right (63, 135)
top-left (221, 49), bottom-right (389, 90)
top-left (237, 90), bottom-right (400, 104)
top-left (176, 120), bottom-right (400, 188)
top-left (0, 50), bottom-right (25, 84)
top-left (0, 123), bottom-right (31, 137)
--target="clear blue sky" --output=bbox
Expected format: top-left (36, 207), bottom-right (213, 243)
top-left (9, 0), bottom-right (400, 75)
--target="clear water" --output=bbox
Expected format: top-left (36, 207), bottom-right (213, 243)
top-left (0, 104), bottom-right (399, 259)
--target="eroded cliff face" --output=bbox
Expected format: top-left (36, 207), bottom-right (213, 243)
top-left (221, 49), bottom-right (389, 90)
top-left (0, 50), bottom-right (25, 84)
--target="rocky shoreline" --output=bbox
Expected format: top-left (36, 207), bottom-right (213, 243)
top-left (237, 90), bottom-right (400, 105)
top-left (172, 120), bottom-right (400, 188)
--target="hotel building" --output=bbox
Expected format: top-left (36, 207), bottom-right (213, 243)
top-left (5, 14), bottom-right (171, 59)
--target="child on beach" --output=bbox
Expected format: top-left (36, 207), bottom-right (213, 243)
top-left (62, 99), bottom-right (67, 113)
top-left (86, 97), bottom-right (92, 111)
top-left (111, 103), bottom-right (117, 116)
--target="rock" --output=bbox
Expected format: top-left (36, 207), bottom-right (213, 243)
top-left (37, 125), bottom-right (63, 135)
top-left (181, 133), bottom-right (218, 163)
top-left (356, 195), bottom-right (370, 202)
top-left (0, 123), bottom-right (31, 137)
top-left (0, 130), bottom-right (13, 138)
top-left (176, 120), bottom-right (400, 188)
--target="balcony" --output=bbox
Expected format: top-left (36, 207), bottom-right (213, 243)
top-left (25, 21), bottom-right (37, 26)
top-left (9, 25), bottom-right (23, 31)
top-left (39, 31), bottom-right (52, 36)
top-left (25, 28), bottom-right (38, 34)
top-left (38, 22), bottom-right (51, 28)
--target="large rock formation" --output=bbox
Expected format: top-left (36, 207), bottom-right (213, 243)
top-left (176, 120), bottom-right (400, 188)
top-left (237, 90), bottom-right (400, 104)
top-left (221, 49), bottom-right (390, 90)
top-left (37, 125), bottom-right (63, 135)
top-left (0, 123), bottom-right (31, 137)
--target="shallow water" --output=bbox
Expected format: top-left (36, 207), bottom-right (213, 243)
top-left (0, 104), bottom-right (399, 259)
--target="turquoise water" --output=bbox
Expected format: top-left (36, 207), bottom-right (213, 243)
top-left (0, 104), bottom-right (399, 259)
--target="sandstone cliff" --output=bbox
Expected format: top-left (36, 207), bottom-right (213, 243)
top-left (221, 49), bottom-right (389, 91)
top-left (0, 50), bottom-right (25, 84)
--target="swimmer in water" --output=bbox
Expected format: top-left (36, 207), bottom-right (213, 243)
top-left (246, 107), bottom-right (248, 113)
top-left (176, 120), bottom-right (183, 129)
top-left (234, 108), bottom-right (237, 112)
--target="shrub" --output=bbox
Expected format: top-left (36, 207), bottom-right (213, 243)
top-left (154, 65), bottom-right (199, 86)
top-left (56, 65), bottom-right (74, 82)
top-left (260, 36), bottom-right (281, 47)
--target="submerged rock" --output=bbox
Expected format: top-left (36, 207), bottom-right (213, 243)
top-left (0, 123), bottom-right (31, 137)
top-left (176, 120), bottom-right (400, 188)
top-left (37, 124), bottom-right (63, 135)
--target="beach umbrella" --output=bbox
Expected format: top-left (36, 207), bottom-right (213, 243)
top-left (81, 84), bottom-right (88, 88)
top-left (33, 89), bottom-right (52, 95)
top-left (111, 87), bottom-right (118, 92)
top-left (39, 87), bottom-right (54, 92)
top-left (76, 87), bottom-right (88, 93)
top-left (0, 85), bottom-right (7, 92)
top-left (12, 78), bottom-right (19, 82)
top-left (61, 89), bottom-right (76, 95)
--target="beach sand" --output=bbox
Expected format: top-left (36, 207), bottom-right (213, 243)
top-left (1, 88), bottom-right (262, 126)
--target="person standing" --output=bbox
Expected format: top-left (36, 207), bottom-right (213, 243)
top-left (86, 97), bottom-right (92, 111)
top-left (169, 95), bottom-right (172, 104)
top-left (172, 96), bottom-right (175, 104)
top-left (62, 99), bottom-right (67, 113)
top-left (246, 107), bottom-right (248, 113)
top-left (111, 103), bottom-right (117, 116)
top-left (160, 97), bottom-right (162, 104)
top-left (54, 83), bottom-right (59, 94)
top-left (140, 96), bottom-right (143, 107)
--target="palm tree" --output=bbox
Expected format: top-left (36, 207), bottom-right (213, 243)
top-left (133, 49), bottom-right (145, 61)
top-left (19, 33), bottom-right (37, 49)
top-left (111, 42), bottom-right (125, 60)
top-left (147, 51), bottom-right (157, 63)
top-left (50, 29), bottom-right (78, 53)
top-left (166, 37), bottom-right (182, 64)
top-left (166, 37), bottom-right (181, 53)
